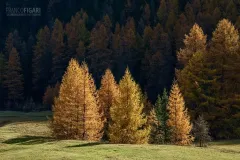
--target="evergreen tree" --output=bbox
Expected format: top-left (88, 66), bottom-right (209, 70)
top-left (109, 68), bottom-right (150, 144)
top-left (193, 115), bottom-right (211, 147)
top-left (4, 48), bottom-right (24, 108)
top-left (98, 69), bottom-right (119, 140)
top-left (155, 88), bottom-right (169, 144)
top-left (167, 81), bottom-right (193, 145)
top-left (177, 23), bottom-right (207, 69)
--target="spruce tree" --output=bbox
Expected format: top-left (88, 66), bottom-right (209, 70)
top-left (155, 88), bottom-right (169, 143)
top-left (109, 68), bottom-right (150, 144)
top-left (167, 81), bottom-right (193, 145)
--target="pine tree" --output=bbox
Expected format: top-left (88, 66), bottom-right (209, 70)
top-left (50, 19), bottom-right (66, 85)
top-left (32, 26), bottom-right (51, 100)
top-left (193, 115), bottom-right (211, 147)
top-left (167, 81), bottom-right (193, 145)
top-left (109, 68), bottom-right (150, 144)
top-left (155, 88), bottom-right (169, 144)
top-left (53, 60), bottom-right (104, 140)
top-left (177, 23), bottom-right (207, 69)
top-left (4, 48), bottom-right (24, 106)
top-left (98, 69), bottom-right (119, 140)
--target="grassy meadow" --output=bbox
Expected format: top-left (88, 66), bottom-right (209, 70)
top-left (0, 111), bottom-right (239, 160)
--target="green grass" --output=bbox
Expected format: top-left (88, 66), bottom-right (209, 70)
top-left (0, 112), bottom-right (239, 160)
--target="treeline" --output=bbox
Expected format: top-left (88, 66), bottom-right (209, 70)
top-left (52, 59), bottom-right (195, 145)
top-left (0, 1), bottom-right (240, 139)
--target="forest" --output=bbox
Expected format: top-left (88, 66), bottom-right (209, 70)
top-left (0, 0), bottom-right (240, 142)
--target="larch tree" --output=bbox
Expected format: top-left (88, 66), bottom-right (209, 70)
top-left (79, 62), bottom-right (104, 141)
top-left (4, 33), bottom-right (14, 58)
top-left (192, 115), bottom-right (211, 147)
top-left (109, 68), bottom-right (150, 144)
top-left (0, 53), bottom-right (6, 110)
top-left (52, 59), bottom-right (82, 139)
top-left (177, 23), bottom-right (207, 69)
top-left (157, 0), bottom-right (167, 24)
top-left (88, 21), bottom-right (113, 83)
top-left (65, 11), bottom-right (90, 58)
top-left (206, 19), bottom-right (240, 138)
top-left (50, 19), bottom-right (66, 85)
top-left (98, 69), bottom-right (119, 140)
top-left (167, 81), bottom-right (193, 145)
top-left (43, 82), bottom-right (60, 110)
top-left (4, 48), bottom-right (24, 106)
top-left (32, 26), bottom-right (51, 100)
top-left (53, 60), bottom-right (103, 140)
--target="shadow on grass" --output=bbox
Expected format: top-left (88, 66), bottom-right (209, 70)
top-left (66, 142), bottom-right (103, 148)
top-left (0, 120), bottom-right (12, 127)
top-left (212, 140), bottom-right (240, 145)
top-left (3, 136), bottom-right (55, 145)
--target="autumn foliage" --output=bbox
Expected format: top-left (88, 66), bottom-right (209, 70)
top-left (167, 81), bottom-right (193, 145)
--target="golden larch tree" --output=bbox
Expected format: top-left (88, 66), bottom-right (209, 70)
top-left (79, 62), bottom-right (104, 141)
top-left (109, 68), bottom-right (150, 144)
top-left (98, 69), bottom-right (119, 139)
top-left (177, 23), bottom-right (207, 69)
top-left (52, 59), bottom-right (82, 139)
top-left (52, 60), bottom-right (104, 141)
top-left (167, 81), bottom-right (193, 145)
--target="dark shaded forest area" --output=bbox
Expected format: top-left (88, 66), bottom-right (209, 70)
top-left (0, 0), bottom-right (240, 139)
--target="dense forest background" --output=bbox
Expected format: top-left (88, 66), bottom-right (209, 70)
top-left (0, 0), bottom-right (240, 139)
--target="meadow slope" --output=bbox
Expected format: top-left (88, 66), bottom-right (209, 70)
top-left (0, 112), bottom-right (239, 160)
